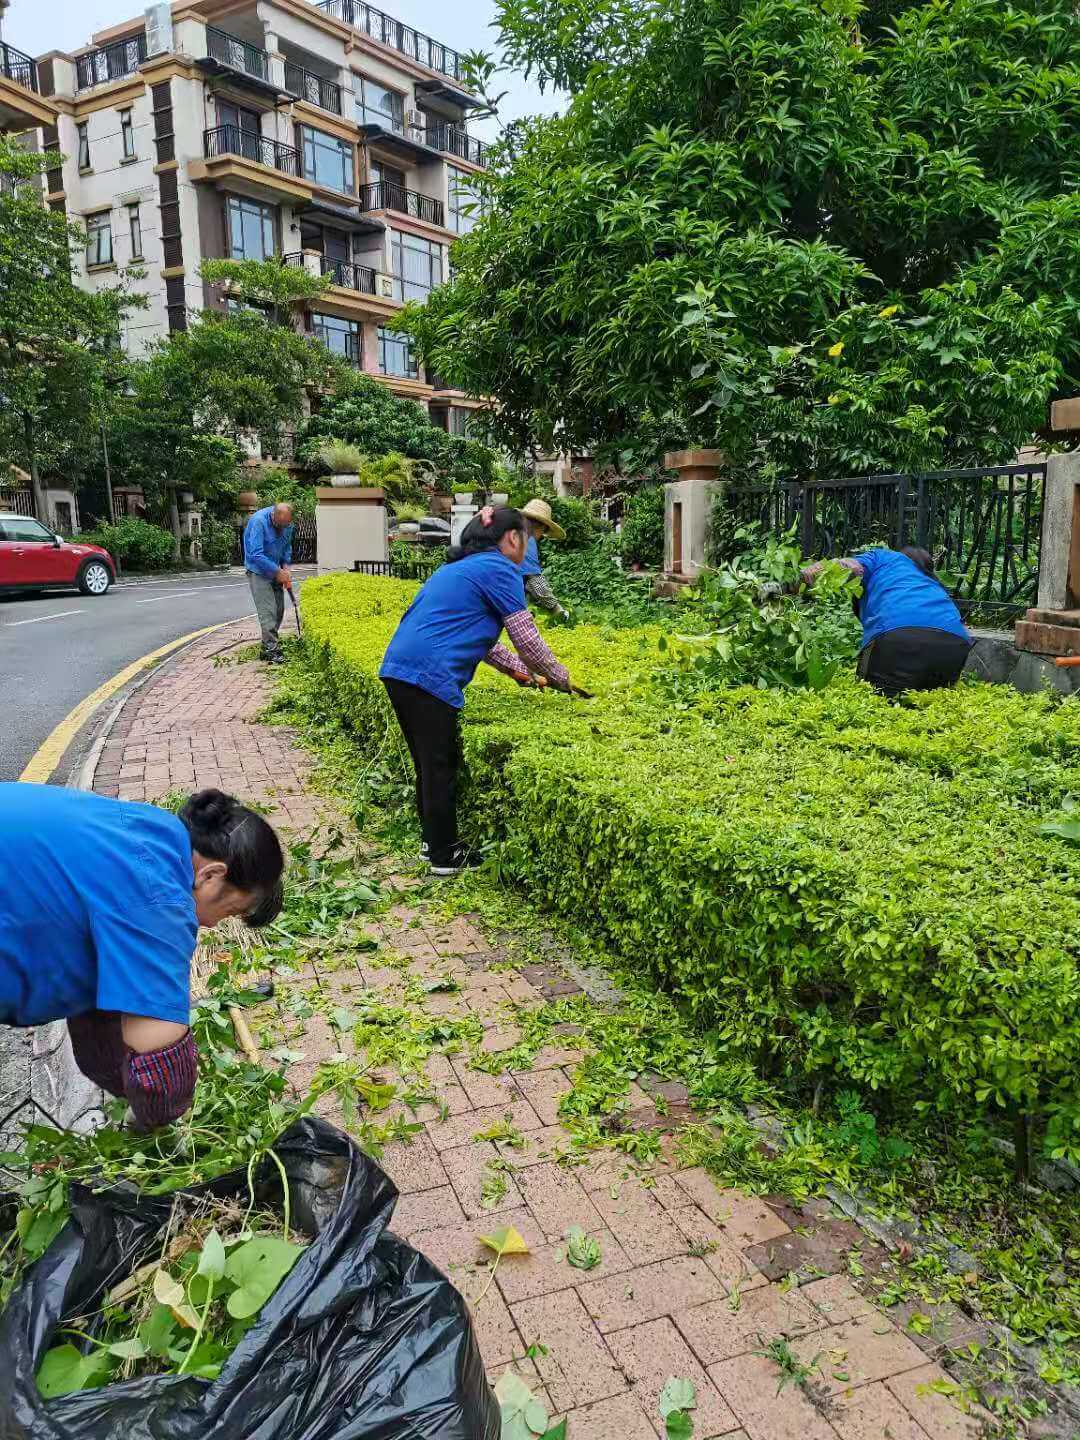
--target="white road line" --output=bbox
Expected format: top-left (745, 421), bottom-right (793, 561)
top-left (5, 609), bottom-right (85, 626)
top-left (134, 584), bottom-right (245, 604)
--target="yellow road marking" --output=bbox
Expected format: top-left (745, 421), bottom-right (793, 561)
top-left (18, 623), bottom-right (232, 784)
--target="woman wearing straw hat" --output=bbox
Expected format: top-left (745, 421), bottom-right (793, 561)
top-left (520, 499), bottom-right (570, 620)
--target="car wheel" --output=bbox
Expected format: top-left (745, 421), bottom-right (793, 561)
top-left (78, 561), bottom-right (113, 596)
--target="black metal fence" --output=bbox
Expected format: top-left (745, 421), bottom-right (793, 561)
top-left (232, 514), bottom-right (317, 566)
top-left (284, 62), bottom-right (342, 114)
top-left (1, 40), bottom-right (37, 91)
top-left (315, 0), bottom-right (464, 81)
top-left (76, 33), bottom-right (147, 90)
top-left (361, 181), bottom-right (444, 227)
top-left (724, 463), bottom-right (1046, 618)
top-left (352, 554), bottom-right (446, 581)
top-left (206, 26), bottom-right (269, 82)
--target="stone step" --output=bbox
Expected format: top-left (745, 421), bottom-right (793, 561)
top-left (1023, 607), bottom-right (1080, 628)
top-left (1014, 617), bottom-right (1080, 656)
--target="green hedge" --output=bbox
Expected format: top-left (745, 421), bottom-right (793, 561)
top-left (73, 517), bottom-right (175, 571)
top-left (300, 573), bottom-right (1080, 1160)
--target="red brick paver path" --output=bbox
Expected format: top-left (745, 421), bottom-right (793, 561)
top-left (92, 625), bottom-right (991, 1440)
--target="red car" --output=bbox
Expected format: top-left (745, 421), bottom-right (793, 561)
top-left (0, 513), bottom-right (115, 596)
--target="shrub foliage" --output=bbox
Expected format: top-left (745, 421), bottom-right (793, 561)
top-left (300, 573), bottom-right (1080, 1165)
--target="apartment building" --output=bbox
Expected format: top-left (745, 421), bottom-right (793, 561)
top-left (13, 0), bottom-right (489, 432)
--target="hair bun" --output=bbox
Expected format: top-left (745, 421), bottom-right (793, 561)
top-left (182, 789), bottom-right (236, 829)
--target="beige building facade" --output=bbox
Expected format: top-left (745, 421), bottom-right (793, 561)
top-left (9, 0), bottom-right (490, 432)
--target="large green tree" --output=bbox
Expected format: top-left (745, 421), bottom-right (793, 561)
top-left (106, 259), bottom-right (338, 545)
top-left (0, 138), bottom-right (139, 516)
top-left (406, 0), bottom-right (1080, 476)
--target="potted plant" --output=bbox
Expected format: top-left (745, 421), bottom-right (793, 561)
top-left (454, 490), bottom-right (473, 505)
top-left (392, 500), bottom-right (425, 535)
top-left (301, 438), bottom-right (365, 487)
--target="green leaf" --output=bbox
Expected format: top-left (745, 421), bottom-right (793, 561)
top-left (224, 1235), bottom-right (305, 1320)
top-left (106, 1337), bottom-right (149, 1362)
top-left (666, 1410), bottom-right (694, 1439)
top-left (197, 1227), bottom-right (227, 1282)
top-left (36, 1344), bottom-right (113, 1398)
top-left (495, 1371), bottom-right (551, 1439)
top-left (141, 1303), bottom-right (179, 1359)
top-left (566, 1227), bottom-right (601, 1270)
top-left (542, 1423), bottom-right (567, 1440)
top-left (659, 1376), bottom-right (697, 1418)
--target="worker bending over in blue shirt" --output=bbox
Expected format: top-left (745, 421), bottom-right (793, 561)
top-left (0, 785), bottom-right (285, 1130)
top-left (381, 506), bottom-right (579, 875)
top-left (243, 502), bottom-right (294, 664)
top-left (801, 545), bottom-right (971, 698)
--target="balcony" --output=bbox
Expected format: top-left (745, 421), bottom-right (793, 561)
top-left (199, 27), bottom-right (284, 99)
top-left (285, 251), bottom-right (377, 294)
top-left (198, 126), bottom-right (305, 199)
top-left (362, 180), bottom-right (443, 228)
top-left (1, 41), bottom-right (37, 93)
top-left (427, 122), bottom-right (489, 168)
top-left (284, 62), bottom-right (342, 116)
top-left (316, 0), bottom-right (463, 83)
top-left (0, 41), bottom-right (58, 131)
top-left (75, 34), bottom-right (147, 91)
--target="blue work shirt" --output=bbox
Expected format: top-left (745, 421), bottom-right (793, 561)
top-left (521, 535), bottom-right (542, 577)
top-left (855, 549), bottom-right (969, 648)
top-left (0, 784), bottom-right (197, 1028)
top-left (380, 550), bottom-right (527, 708)
top-left (243, 506), bottom-right (294, 581)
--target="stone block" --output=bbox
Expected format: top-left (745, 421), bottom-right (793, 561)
top-left (1050, 396), bottom-right (1080, 433)
top-left (673, 1283), bottom-right (822, 1366)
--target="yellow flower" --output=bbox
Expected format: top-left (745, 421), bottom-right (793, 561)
top-left (879, 305), bottom-right (899, 318)
top-left (828, 341), bottom-right (844, 357)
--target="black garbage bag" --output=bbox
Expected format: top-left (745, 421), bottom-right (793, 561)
top-left (0, 1116), bottom-right (499, 1440)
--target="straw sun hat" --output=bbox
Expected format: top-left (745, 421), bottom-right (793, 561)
top-left (520, 498), bottom-right (566, 541)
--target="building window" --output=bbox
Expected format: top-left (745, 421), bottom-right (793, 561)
top-left (378, 325), bottom-right (417, 379)
top-left (300, 126), bottom-right (353, 193)
top-left (369, 159), bottom-right (406, 190)
top-left (389, 229), bottom-right (443, 303)
top-left (86, 212), bottom-right (113, 267)
top-left (77, 122), bottom-right (90, 170)
top-left (225, 195), bottom-right (276, 261)
top-left (128, 202), bottom-right (143, 258)
top-left (447, 165), bottom-right (486, 235)
top-left (447, 406), bottom-right (474, 436)
top-left (354, 76), bottom-right (404, 133)
top-left (120, 108), bottom-right (135, 159)
top-left (312, 313), bottom-right (361, 365)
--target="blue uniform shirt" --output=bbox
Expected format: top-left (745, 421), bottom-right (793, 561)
top-left (854, 549), bottom-right (969, 648)
top-left (243, 506), bottom-right (294, 580)
top-left (380, 550), bottom-right (527, 708)
top-left (0, 784), bottom-right (197, 1027)
top-left (521, 535), bottom-right (543, 577)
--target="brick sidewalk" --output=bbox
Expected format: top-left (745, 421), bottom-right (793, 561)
top-left (92, 626), bottom-right (991, 1440)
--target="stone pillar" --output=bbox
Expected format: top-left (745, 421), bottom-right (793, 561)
top-left (1034, 441), bottom-right (1080, 613)
top-left (663, 448), bottom-right (723, 579)
top-left (451, 494), bottom-right (477, 546)
top-left (316, 486), bottom-right (387, 571)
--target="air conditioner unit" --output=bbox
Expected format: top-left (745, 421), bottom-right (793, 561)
top-left (376, 272), bottom-right (395, 299)
top-left (144, 2), bottom-right (173, 57)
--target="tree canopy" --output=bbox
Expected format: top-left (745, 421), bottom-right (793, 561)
top-left (298, 372), bottom-right (499, 493)
top-left (0, 137), bottom-right (140, 516)
top-left (405, 0), bottom-right (1080, 477)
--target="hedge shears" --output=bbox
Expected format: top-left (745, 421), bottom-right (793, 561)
top-left (513, 674), bottom-right (594, 699)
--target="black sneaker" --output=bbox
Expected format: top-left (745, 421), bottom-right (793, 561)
top-left (429, 844), bottom-right (481, 876)
top-left (420, 840), bottom-right (430, 860)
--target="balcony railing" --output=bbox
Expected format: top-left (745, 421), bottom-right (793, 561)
top-left (428, 122), bottom-right (488, 168)
top-left (362, 180), bottom-right (443, 227)
top-left (284, 61), bottom-right (342, 114)
top-left (75, 33), bottom-right (147, 90)
top-left (204, 125), bottom-right (301, 176)
top-left (1, 41), bottom-right (38, 93)
top-left (285, 252), bottom-right (377, 293)
top-left (316, 0), bottom-right (463, 82)
top-left (206, 26), bottom-right (270, 83)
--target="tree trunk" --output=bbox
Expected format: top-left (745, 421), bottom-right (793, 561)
top-left (166, 482), bottom-right (182, 560)
top-left (23, 412), bottom-right (48, 521)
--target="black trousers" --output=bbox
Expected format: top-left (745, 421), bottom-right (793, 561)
top-left (383, 679), bottom-right (461, 865)
top-left (858, 626), bottom-right (971, 699)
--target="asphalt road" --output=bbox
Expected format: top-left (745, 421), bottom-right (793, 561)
top-left (0, 570), bottom-right (295, 782)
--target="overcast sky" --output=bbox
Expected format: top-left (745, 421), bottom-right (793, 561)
top-left (2, 0), bottom-right (562, 137)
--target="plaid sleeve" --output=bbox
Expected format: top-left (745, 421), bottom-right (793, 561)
top-left (503, 609), bottom-right (570, 688)
top-left (524, 573), bottom-right (563, 612)
top-left (124, 1030), bottom-right (198, 1129)
top-left (485, 642), bottom-right (532, 680)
